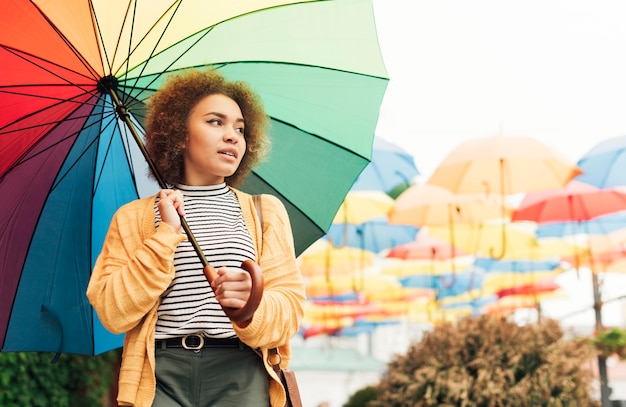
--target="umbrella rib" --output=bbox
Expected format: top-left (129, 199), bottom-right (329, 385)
top-left (0, 90), bottom-right (106, 134)
top-left (0, 46), bottom-right (101, 101)
top-left (93, 112), bottom-right (143, 199)
top-left (2, 102), bottom-right (115, 185)
top-left (125, 30), bottom-right (217, 110)
top-left (269, 116), bottom-right (371, 160)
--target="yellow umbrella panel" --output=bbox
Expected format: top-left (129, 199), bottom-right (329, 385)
top-left (428, 222), bottom-right (536, 258)
top-left (297, 239), bottom-right (375, 278)
top-left (332, 190), bottom-right (394, 224)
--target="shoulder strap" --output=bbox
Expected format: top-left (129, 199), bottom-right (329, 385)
top-left (252, 195), bottom-right (281, 365)
top-left (253, 194), bottom-right (263, 227)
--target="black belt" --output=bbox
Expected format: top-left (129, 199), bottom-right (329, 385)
top-left (156, 335), bottom-right (241, 350)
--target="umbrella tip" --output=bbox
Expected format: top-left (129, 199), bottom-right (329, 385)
top-left (97, 75), bottom-right (119, 95)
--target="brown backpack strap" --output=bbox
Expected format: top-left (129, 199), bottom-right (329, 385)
top-left (252, 196), bottom-right (281, 369)
top-left (253, 194), bottom-right (263, 226)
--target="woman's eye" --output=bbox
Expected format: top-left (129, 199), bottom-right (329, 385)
top-left (236, 127), bottom-right (245, 134)
top-left (208, 119), bottom-right (221, 125)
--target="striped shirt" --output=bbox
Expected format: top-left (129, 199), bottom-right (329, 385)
top-left (154, 183), bottom-right (256, 339)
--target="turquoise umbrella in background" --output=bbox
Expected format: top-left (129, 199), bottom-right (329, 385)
top-left (350, 136), bottom-right (420, 194)
top-left (576, 135), bottom-right (626, 188)
top-left (0, 0), bottom-right (387, 355)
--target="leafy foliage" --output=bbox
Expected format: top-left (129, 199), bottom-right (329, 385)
top-left (343, 385), bottom-right (379, 407)
top-left (369, 316), bottom-right (596, 406)
top-left (0, 349), bottom-right (120, 407)
top-left (591, 327), bottom-right (626, 358)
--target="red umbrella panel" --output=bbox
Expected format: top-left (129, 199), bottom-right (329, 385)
top-left (513, 181), bottom-right (626, 223)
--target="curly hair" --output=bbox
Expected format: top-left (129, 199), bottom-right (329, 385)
top-left (144, 69), bottom-right (270, 187)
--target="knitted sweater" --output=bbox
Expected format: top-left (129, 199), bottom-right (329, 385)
top-left (86, 188), bottom-right (306, 407)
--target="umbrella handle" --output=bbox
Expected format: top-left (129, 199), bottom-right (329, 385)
top-left (203, 259), bottom-right (264, 323)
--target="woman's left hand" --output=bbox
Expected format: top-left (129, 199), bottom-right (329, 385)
top-left (211, 267), bottom-right (252, 309)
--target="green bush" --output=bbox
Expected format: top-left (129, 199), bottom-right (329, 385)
top-left (0, 349), bottom-right (120, 407)
top-left (369, 316), bottom-right (597, 407)
top-left (343, 385), bottom-right (379, 407)
top-left (591, 326), bottom-right (626, 358)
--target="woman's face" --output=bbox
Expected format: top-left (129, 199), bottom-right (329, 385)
top-left (183, 93), bottom-right (246, 185)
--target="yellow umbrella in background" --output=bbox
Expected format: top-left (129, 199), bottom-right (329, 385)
top-left (297, 239), bottom-right (374, 278)
top-left (332, 190), bottom-right (394, 224)
top-left (428, 220), bottom-right (536, 258)
top-left (381, 256), bottom-right (475, 277)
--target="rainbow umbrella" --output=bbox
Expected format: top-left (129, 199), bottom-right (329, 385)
top-left (0, 0), bottom-right (387, 355)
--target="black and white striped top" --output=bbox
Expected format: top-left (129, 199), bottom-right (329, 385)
top-left (153, 183), bottom-right (256, 339)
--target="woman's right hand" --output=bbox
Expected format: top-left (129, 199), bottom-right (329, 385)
top-left (157, 189), bottom-right (185, 233)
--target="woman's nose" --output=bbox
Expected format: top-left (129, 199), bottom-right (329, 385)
top-left (224, 127), bottom-right (239, 142)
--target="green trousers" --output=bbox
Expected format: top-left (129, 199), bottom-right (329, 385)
top-left (153, 343), bottom-right (269, 406)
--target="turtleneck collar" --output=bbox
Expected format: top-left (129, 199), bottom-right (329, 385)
top-left (175, 183), bottom-right (229, 197)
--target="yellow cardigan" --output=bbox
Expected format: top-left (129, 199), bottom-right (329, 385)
top-left (87, 189), bottom-right (306, 407)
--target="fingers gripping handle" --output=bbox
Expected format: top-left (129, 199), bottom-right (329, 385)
top-left (203, 260), bottom-right (264, 323)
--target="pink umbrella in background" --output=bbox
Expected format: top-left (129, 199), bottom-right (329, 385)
top-left (386, 233), bottom-right (466, 261)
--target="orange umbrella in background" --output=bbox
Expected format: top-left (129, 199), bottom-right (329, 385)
top-left (426, 135), bottom-right (581, 258)
top-left (388, 184), bottom-right (509, 268)
top-left (389, 184), bottom-right (511, 227)
top-left (427, 135), bottom-right (582, 195)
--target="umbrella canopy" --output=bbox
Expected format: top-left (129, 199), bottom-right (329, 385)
top-left (512, 181), bottom-right (626, 223)
top-left (576, 134), bottom-right (626, 188)
top-left (297, 240), bottom-right (375, 278)
top-left (535, 210), bottom-right (626, 239)
top-left (332, 190), bottom-right (394, 224)
top-left (426, 135), bottom-right (581, 195)
top-left (325, 217), bottom-right (419, 253)
top-left (386, 232), bottom-right (467, 261)
top-left (0, 0), bottom-right (387, 355)
top-left (389, 184), bottom-right (511, 227)
top-left (350, 136), bottom-right (419, 193)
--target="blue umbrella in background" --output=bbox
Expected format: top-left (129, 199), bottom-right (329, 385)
top-left (536, 210), bottom-right (626, 239)
top-left (326, 216), bottom-right (419, 253)
top-left (576, 135), bottom-right (626, 188)
top-left (351, 136), bottom-right (419, 194)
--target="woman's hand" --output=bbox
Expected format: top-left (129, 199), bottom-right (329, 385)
top-left (211, 267), bottom-right (252, 309)
top-left (157, 189), bottom-right (185, 233)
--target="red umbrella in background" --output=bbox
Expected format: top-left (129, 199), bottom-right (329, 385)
top-left (512, 181), bottom-right (626, 224)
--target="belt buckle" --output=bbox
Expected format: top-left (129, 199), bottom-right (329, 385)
top-left (182, 334), bottom-right (204, 350)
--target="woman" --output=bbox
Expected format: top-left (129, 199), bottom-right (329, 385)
top-left (87, 69), bottom-right (306, 407)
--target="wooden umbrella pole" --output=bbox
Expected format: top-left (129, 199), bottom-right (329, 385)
top-left (107, 87), bottom-right (262, 322)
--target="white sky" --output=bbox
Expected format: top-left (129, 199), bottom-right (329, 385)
top-left (373, 0), bottom-right (626, 180)
top-left (371, 1), bottom-right (626, 328)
